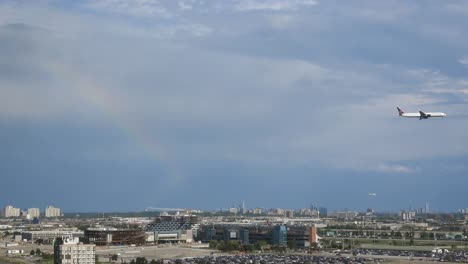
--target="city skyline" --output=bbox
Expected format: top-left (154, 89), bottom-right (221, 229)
top-left (1, 1), bottom-right (468, 212)
top-left (1, 200), bottom-right (464, 214)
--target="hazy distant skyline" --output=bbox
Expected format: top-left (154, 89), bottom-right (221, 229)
top-left (1, 0), bottom-right (468, 212)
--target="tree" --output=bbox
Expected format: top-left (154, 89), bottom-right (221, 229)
top-left (243, 244), bottom-right (255, 252)
top-left (30, 250), bottom-right (35, 255)
top-left (254, 240), bottom-right (268, 251)
top-left (111, 254), bottom-right (119, 262)
top-left (287, 240), bottom-right (297, 250)
top-left (420, 232), bottom-right (429, 240)
top-left (35, 248), bottom-right (41, 255)
top-left (394, 231), bottom-right (402, 238)
top-left (209, 240), bottom-right (218, 249)
top-left (216, 240), bottom-right (225, 251)
top-left (136, 257), bottom-right (148, 264)
top-left (225, 240), bottom-right (240, 251)
top-left (271, 245), bottom-right (286, 253)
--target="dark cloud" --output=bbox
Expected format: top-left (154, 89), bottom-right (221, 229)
top-left (1, 1), bottom-right (468, 211)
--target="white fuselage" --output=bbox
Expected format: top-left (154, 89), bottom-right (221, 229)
top-left (401, 112), bottom-right (446, 118)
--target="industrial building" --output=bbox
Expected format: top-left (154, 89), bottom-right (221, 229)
top-left (54, 236), bottom-right (95, 264)
top-left (84, 228), bottom-right (146, 246)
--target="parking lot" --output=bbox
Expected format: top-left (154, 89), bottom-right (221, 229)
top-left (150, 254), bottom-right (382, 264)
top-left (96, 245), bottom-right (222, 263)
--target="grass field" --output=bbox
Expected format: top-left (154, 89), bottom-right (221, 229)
top-left (0, 256), bottom-right (27, 264)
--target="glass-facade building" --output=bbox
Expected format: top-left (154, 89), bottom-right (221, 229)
top-left (272, 225), bottom-right (287, 245)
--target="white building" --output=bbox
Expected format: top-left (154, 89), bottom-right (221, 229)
top-left (2, 205), bottom-right (20, 218)
top-left (27, 208), bottom-right (40, 218)
top-left (45, 206), bottom-right (61, 218)
top-left (54, 236), bottom-right (95, 264)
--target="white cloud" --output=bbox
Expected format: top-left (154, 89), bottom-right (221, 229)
top-left (178, 1), bottom-right (193, 11)
top-left (267, 14), bottom-right (296, 29)
top-left (459, 57), bottom-right (468, 68)
top-left (406, 69), bottom-right (449, 88)
top-left (2, 0), bottom-right (468, 174)
top-left (234, 0), bottom-right (317, 12)
top-left (377, 164), bottom-right (414, 173)
top-left (85, 0), bottom-right (171, 18)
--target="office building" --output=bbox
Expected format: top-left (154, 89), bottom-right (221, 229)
top-left (400, 210), bottom-right (416, 221)
top-left (239, 229), bottom-right (249, 245)
top-left (271, 208), bottom-right (286, 216)
top-left (84, 228), bottom-right (146, 246)
top-left (309, 225), bottom-right (318, 244)
top-left (2, 206), bottom-right (20, 218)
top-left (54, 236), bottom-right (95, 264)
top-left (425, 202), bottom-right (430, 214)
top-left (272, 225), bottom-right (287, 246)
top-left (252, 208), bottom-right (262, 215)
top-left (287, 226), bottom-right (310, 248)
top-left (45, 206), bottom-right (61, 218)
top-left (319, 207), bottom-right (328, 217)
top-left (27, 208), bottom-right (40, 218)
top-left (148, 215), bottom-right (199, 244)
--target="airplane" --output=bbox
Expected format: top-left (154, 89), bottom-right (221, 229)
top-left (397, 107), bottom-right (447, 120)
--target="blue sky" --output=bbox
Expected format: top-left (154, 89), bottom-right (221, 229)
top-left (1, 0), bottom-right (468, 212)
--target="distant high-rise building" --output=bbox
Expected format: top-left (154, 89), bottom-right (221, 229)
top-left (319, 207), bottom-right (327, 217)
top-left (253, 208), bottom-right (262, 215)
top-left (2, 205), bottom-right (20, 218)
top-left (425, 201), bottom-right (430, 214)
top-left (271, 208), bottom-right (286, 216)
top-left (241, 201), bottom-right (246, 214)
top-left (54, 236), bottom-right (95, 264)
top-left (45, 206), bottom-right (61, 218)
top-left (27, 208), bottom-right (40, 218)
top-left (400, 210), bottom-right (416, 220)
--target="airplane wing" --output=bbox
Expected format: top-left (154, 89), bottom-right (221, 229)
top-left (419, 111), bottom-right (428, 120)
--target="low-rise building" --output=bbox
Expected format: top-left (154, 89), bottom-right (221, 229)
top-left (22, 231), bottom-right (84, 243)
top-left (84, 228), bottom-right (146, 246)
top-left (54, 236), bottom-right (95, 264)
